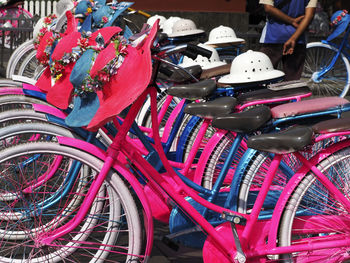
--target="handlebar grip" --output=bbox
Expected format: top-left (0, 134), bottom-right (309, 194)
top-left (157, 32), bottom-right (169, 45)
top-left (182, 49), bottom-right (199, 60)
top-left (186, 43), bottom-right (212, 58)
top-left (159, 65), bottom-right (174, 77)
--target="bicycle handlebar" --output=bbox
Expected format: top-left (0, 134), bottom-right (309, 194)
top-left (186, 43), bottom-right (212, 59)
top-left (127, 7), bottom-right (151, 18)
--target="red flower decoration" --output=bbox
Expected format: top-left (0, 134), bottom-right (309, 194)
top-left (78, 37), bottom-right (89, 50)
top-left (46, 36), bottom-right (55, 47)
top-left (39, 27), bottom-right (48, 34)
top-left (54, 62), bottom-right (64, 72)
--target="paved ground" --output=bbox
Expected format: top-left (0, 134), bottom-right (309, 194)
top-left (149, 221), bottom-right (203, 263)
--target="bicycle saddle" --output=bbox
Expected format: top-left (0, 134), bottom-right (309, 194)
top-left (237, 86), bottom-right (311, 104)
top-left (271, 97), bottom-right (349, 118)
top-left (211, 105), bottom-right (271, 133)
top-left (200, 63), bottom-right (231, 80)
top-left (167, 79), bottom-right (216, 99)
top-left (184, 97), bottom-right (237, 118)
top-left (158, 64), bottom-right (203, 83)
top-left (312, 116), bottom-right (350, 134)
top-left (247, 126), bottom-right (313, 154)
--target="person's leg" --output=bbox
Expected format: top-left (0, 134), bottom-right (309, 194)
top-left (282, 44), bottom-right (306, 81)
top-left (259, 44), bottom-right (283, 69)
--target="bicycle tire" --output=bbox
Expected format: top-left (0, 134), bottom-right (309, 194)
top-left (278, 140), bottom-right (350, 262)
top-left (0, 121), bottom-right (80, 148)
top-left (0, 141), bottom-right (144, 262)
top-left (6, 39), bottom-right (34, 78)
top-left (0, 108), bottom-right (48, 127)
top-left (199, 132), bottom-right (246, 189)
top-left (0, 79), bottom-right (24, 87)
top-left (17, 49), bottom-right (43, 79)
top-left (302, 42), bottom-right (350, 97)
top-left (0, 94), bottom-right (49, 112)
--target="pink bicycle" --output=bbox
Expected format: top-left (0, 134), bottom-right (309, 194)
top-left (0, 22), bottom-right (350, 263)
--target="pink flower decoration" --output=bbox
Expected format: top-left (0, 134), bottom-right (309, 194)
top-left (39, 27), bottom-right (48, 34)
top-left (102, 16), bottom-right (109, 23)
top-left (98, 70), bottom-right (110, 83)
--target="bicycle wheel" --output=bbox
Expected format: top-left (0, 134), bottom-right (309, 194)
top-left (0, 79), bottom-right (24, 87)
top-left (173, 115), bottom-right (216, 163)
top-left (17, 49), bottom-right (43, 79)
top-left (6, 39), bottom-right (34, 78)
top-left (278, 140), bottom-right (350, 262)
top-left (302, 42), bottom-right (350, 97)
top-left (237, 138), bottom-right (343, 214)
top-left (200, 132), bottom-right (247, 189)
top-left (0, 108), bottom-right (48, 128)
top-left (0, 94), bottom-right (49, 112)
top-left (0, 141), bottom-right (144, 262)
top-left (0, 121), bottom-right (81, 149)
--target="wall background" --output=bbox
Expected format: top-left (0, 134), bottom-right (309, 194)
top-left (133, 0), bottom-right (246, 12)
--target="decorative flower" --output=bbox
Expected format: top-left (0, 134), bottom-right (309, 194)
top-left (102, 16), bottom-right (108, 23)
top-left (34, 14), bottom-right (58, 50)
top-left (74, 35), bottom-right (128, 97)
top-left (97, 70), bottom-right (110, 82)
top-left (78, 37), bottom-right (89, 51)
top-left (331, 10), bottom-right (349, 26)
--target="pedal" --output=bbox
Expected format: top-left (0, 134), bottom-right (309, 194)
top-left (221, 212), bottom-right (247, 263)
top-left (161, 236), bottom-right (179, 251)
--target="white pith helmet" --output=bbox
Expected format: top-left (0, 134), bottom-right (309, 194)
top-left (147, 15), bottom-right (166, 29)
top-left (205, 25), bottom-right (244, 45)
top-left (162, 16), bottom-right (181, 35)
top-left (56, 0), bottom-right (74, 16)
top-left (179, 44), bottom-right (227, 70)
top-left (168, 18), bottom-right (204, 37)
top-left (218, 50), bottom-right (285, 84)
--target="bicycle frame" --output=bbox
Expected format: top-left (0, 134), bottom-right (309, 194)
top-left (32, 82), bottom-right (350, 262)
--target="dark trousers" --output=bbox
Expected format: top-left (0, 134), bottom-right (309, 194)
top-left (260, 43), bottom-right (306, 81)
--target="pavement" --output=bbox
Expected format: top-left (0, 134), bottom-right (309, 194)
top-left (149, 221), bottom-right (203, 263)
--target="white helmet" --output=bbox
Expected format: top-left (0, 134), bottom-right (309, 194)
top-left (56, 0), bottom-right (74, 16)
top-left (218, 50), bottom-right (285, 84)
top-left (162, 16), bottom-right (181, 35)
top-left (179, 44), bottom-right (227, 70)
top-left (168, 18), bottom-right (204, 38)
top-left (205, 25), bottom-right (244, 45)
top-left (147, 15), bottom-right (166, 29)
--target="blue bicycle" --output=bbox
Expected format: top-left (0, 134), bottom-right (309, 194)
top-left (302, 10), bottom-right (350, 97)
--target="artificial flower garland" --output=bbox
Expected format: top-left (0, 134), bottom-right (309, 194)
top-left (33, 14), bottom-right (57, 50)
top-left (331, 10), bottom-right (348, 26)
top-left (74, 35), bottom-right (128, 96)
top-left (49, 33), bottom-right (91, 81)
